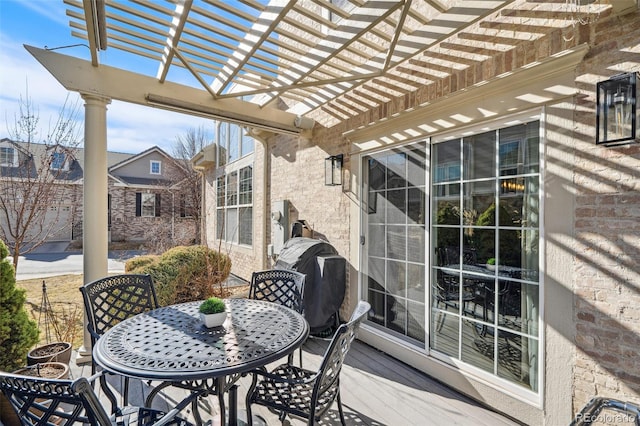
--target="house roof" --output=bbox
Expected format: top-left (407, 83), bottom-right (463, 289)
top-left (108, 145), bottom-right (179, 172)
top-left (54, 0), bottom-right (635, 133)
top-left (6, 140), bottom-right (134, 170)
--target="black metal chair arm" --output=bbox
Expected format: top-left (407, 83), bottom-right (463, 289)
top-left (0, 368), bottom-right (199, 426)
top-left (246, 365), bottom-right (318, 387)
top-left (87, 324), bottom-right (102, 341)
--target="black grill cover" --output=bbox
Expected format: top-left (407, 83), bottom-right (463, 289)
top-left (274, 237), bottom-right (345, 333)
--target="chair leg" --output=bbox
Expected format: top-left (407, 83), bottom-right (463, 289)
top-left (145, 381), bottom-right (171, 407)
top-left (123, 377), bottom-right (129, 406)
top-left (99, 373), bottom-right (118, 414)
top-left (216, 378), bottom-right (226, 426)
top-left (336, 391), bottom-right (346, 426)
top-left (245, 402), bottom-right (253, 426)
top-left (245, 373), bottom-right (260, 426)
top-left (192, 397), bottom-right (203, 425)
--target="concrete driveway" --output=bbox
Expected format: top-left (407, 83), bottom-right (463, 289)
top-left (12, 242), bottom-right (143, 280)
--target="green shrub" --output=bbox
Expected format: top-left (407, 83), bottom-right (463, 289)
top-left (434, 203), bottom-right (460, 249)
top-left (0, 239), bottom-right (39, 371)
top-left (199, 297), bottom-right (226, 314)
top-left (124, 255), bottom-right (156, 271)
top-left (475, 203), bottom-right (520, 265)
top-left (126, 245), bottom-right (231, 306)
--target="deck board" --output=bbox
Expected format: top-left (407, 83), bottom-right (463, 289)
top-left (68, 337), bottom-right (522, 426)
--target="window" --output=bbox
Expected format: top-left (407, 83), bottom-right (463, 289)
top-left (214, 121), bottom-right (254, 166)
top-left (431, 120), bottom-right (540, 392)
top-left (135, 193), bottom-right (160, 217)
top-left (150, 160), bottom-right (161, 175)
top-left (361, 117), bottom-right (541, 396)
top-left (50, 152), bottom-right (66, 170)
top-left (362, 144), bottom-right (427, 346)
top-left (1, 146), bottom-right (16, 166)
top-left (180, 194), bottom-right (194, 218)
top-left (216, 165), bottom-right (252, 245)
top-left (214, 120), bottom-right (254, 245)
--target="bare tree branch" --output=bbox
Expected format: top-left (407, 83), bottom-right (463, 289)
top-left (169, 125), bottom-right (212, 245)
top-left (0, 87), bottom-right (82, 272)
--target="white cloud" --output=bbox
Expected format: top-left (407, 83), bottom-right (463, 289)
top-left (107, 101), bottom-right (214, 153)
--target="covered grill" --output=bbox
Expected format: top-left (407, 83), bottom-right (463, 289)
top-left (274, 237), bottom-right (346, 335)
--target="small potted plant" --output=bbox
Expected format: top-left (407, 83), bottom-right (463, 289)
top-left (486, 257), bottom-right (497, 271)
top-left (199, 297), bottom-right (227, 328)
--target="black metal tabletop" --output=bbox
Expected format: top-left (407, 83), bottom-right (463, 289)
top-left (93, 298), bottom-right (309, 381)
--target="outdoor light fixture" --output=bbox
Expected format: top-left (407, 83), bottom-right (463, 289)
top-left (596, 72), bottom-right (639, 146)
top-left (325, 154), bottom-right (343, 186)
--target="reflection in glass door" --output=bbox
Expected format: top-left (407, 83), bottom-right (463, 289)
top-left (361, 143), bottom-right (427, 346)
top-left (430, 121), bottom-right (540, 392)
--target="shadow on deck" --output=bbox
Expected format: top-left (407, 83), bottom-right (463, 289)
top-left (70, 337), bottom-right (521, 426)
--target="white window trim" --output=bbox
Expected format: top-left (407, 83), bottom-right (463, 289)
top-left (215, 155), bottom-right (254, 247)
top-left (0, 146), bottom-right (17, 167)
top-left (150, 160), bottom-right (162, 175)
top-left (50, 152), bottom-right (69, 171)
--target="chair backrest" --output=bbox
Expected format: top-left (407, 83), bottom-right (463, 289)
top-left (80, 274), bottom-right (158, 345)
top-left (438, 246), bottom-right (477, 267)
top-left (249, 269), bottom-right (306, 313)
top-left (314, 301), bottom-right (371, 402)
top-left (0, 369), bottom-right (112, 426)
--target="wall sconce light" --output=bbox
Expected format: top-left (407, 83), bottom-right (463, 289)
top-left (596, 71), bottom-right (638, 146)
top-left (325, 154), bottom-right (343, 186)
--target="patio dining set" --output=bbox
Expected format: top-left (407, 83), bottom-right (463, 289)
top-left (0, 270), bottom-right (371, 426)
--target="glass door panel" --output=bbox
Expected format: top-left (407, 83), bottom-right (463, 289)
top-left (362, 143), bottom-right (427, 346)
top-left (430, 122), bottom-right (541, 392)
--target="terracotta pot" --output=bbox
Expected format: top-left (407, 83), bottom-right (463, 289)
top-left (13, 362), bottom-right (71, 380)
top-left (27, 342), bottom-right (72, 365)
top-left (1, 362), bottom-right (71, 426)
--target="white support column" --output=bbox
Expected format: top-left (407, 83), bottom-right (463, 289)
top-left (76, 93), bottom-right (111, 364)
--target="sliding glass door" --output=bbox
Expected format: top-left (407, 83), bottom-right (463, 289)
top-left (361, 119), bottom-right (541, 393)
top-left (361, 142), bottom-right (427, 346)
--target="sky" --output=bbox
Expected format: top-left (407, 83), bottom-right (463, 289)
top-left (0, 0), bottom-right (214, 155)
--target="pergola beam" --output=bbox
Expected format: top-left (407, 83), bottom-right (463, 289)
top-left (24, 45), bottom-right (304, 135)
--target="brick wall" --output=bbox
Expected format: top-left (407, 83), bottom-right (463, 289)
top-left (198, 4), bottom-right (640, 418)
top-left (570, 9), bottom-right (640, 413)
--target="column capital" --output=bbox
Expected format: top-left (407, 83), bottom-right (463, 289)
top-left (80, 92), bottom-right (112, 105)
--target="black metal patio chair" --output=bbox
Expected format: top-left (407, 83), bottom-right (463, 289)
top-left (0, 368), bottom-right (200, 426)
top-left (570, 396), bottom-right (640, 426)
top-left (249, 269), bottom-right (306, 365)
top-left (244, 300), bottom-right (371, 426)
top-left (80, 273), bottom-right (159, 406)
top-left (80, 274), bottom-right (226, 423)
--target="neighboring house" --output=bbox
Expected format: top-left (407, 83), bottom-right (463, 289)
top-left (0, 138), bottom-right (198, 247)
top-left (0, 138), bottom-right (85, 243)
top-left (106, 146), bottom-right (199, 247)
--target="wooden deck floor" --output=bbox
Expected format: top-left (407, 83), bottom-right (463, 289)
top-left (67, 336), bottom-right (521, 426)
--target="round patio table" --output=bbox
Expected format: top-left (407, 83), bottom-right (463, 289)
top-left (93, 298), bottom-right (309, 425)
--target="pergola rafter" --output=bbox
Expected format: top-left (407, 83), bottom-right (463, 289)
top-left (61, 0), bottom-right (622, 127)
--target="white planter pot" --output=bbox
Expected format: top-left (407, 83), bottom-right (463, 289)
top-left (200, 312), bottom-right (227, 328)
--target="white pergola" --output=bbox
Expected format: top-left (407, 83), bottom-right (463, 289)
top-left (26, 0), bottom-right (634, 360)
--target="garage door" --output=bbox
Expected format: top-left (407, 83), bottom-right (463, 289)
top-left (44, 204), bottom-right (73, 241)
